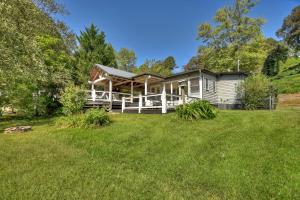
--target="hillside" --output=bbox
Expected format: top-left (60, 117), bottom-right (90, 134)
top-left (272, 57), bottom-right (300, 94)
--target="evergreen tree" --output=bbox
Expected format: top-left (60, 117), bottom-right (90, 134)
top-left (75, 24), bottom-right (117, 84)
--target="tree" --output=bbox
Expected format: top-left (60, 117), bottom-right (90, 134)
top-left (196, 0), bottom-right (266, 72)
top-left (262, 39), bottom-right (288, 76)
top-left (134, 57), bottom-right (177, 76)
top-left (75, 24), bottom-right (117, 84)
top-left (0, 0), bottom-right (75, 116)
top-left (238, 74), bottom-right (276, 109)
top-left (116, 48), bottom-right (137, 72)
top-left (184, 56), bottom-right (203, 71)
top-left (277, 5), bottom-right (300, 52)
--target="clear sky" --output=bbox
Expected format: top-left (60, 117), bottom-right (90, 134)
top-left (56, 0), bottom-right (299, 71)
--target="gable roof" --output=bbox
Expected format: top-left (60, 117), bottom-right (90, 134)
top-left (95, 64), bottom-right (136, 79)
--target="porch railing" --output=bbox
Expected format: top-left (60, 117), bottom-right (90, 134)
top-left (86, 90), bottom-right (132, 102)
top-left (122, 93), bottom-right (200, 114)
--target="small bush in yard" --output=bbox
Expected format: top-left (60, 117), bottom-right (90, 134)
top-left (176, 100), bottom-right (217, 120)
top-left (60, 84), bottom-right (86, 115)
top-left (84, 108), bottom-right (110, 127)
top-left (56, 108), bottom-right (110, 128)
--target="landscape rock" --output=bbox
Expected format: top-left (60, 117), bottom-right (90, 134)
top-left (4, 126), bottom-right (32, 134)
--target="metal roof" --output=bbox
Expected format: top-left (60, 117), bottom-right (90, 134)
top-left (95, 64), bottom-right (136, 79)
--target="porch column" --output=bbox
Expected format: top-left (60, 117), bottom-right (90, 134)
top-left (130, 81), bottom-right (134, 103)
top-left (170, 82), bottom-right (173, 101)
top-left (187, 78), bottom-right (191, 97)
top-left (144, 77), bottom-right (148, 102)
top-left (199, 74), bottom-right (203, 99)
top-left (91, 83), bottom-right (96, 101)
top-left (109, 79), bottom-right (113, 111)
top-left (162, 83), bottom-right (167, 114)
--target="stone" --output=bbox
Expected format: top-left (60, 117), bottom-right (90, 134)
top-left (4, 126), bottom-right (32, 134)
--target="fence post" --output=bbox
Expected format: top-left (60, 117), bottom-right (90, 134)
top-left (138, 93), bottom-right (142, 114)
top-left (122, 97), bottom-right (125, 113)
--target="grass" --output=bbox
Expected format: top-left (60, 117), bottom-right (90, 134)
top-left (272, 57), bottom-right (300, 94)
top-left (0, 110), bottom-right (300, 199)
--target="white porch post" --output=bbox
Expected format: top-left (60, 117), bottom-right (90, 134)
top-left (122, 97), bottom-right (125, 113)
top-left (91, 83), bottom-right (96, 102)
top-left (144, 77), bottom-right (148, 102)
top-left (187, 78), bottom-right (191, 97)
top-left (130, 81), bottom-right (134, 103)
top-left (109, 79), bottom-right (113, 101)
top-left (109, 79), bottom-right (113, 111)
top-left (138, 93), bottom-right (142, 114)
top-left (199, 74), bottom-right (203, 99)
top-left (170, 82), bottom-right (173, 101)
top-left (162, 83), bottom-right (167, 114)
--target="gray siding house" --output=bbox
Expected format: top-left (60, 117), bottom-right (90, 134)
top-left (88, 64), bottom-right (247, 113)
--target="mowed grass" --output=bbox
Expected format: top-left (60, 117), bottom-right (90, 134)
top-left (0, 110), bottom-right (300, 199)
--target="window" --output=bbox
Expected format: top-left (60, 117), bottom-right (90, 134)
top-left (190, 78), bottom-right (199, 93)
top-left (213, 81), bottom-right (216, 93)
top-left (205, 78), bottom-right (209, 91)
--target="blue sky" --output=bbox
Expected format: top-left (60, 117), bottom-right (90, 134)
top-left (56, 0), bottom-right (299, 71)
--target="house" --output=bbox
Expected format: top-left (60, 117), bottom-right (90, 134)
top-left (87, 64), bottom-right (247, 113)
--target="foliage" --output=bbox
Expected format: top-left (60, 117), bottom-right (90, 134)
top-left (84, 108), bottom-right (111, 127)
top-left (75, 24), bottom-right (117, 85)
top-left (56, 108), bottom-right (110, 128)
top-left (271, 57), bottom-right (300, 94)
top-left (184, 56), bottom-right (202, 71)
top-left (196, 0), bottom-right (267, 73)
top-left (0, 0), bottom-right (75, 116)
top-left (176, 100), bottom-right (217, 120)
top-left (133, 56), bottom-right (177, 76)
top-left (116, 48), bottom-right (137, 72)
top-left (238, 74), bottom-right (275, 109)
top-left (60, 84), bottom-right (86, 115)
top-left (262, 40), bottom-right (288, 76)
top-left (277, 5), bottom-right (300, 52)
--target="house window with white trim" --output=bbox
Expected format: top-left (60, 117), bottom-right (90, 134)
top-left (190, 78), bottom-right (200, 93)
top-left (205, 78), bottom-right (209, 91)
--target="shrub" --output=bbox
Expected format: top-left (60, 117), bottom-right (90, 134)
top-left (60, 84), bottom-right (86, 115)
top-left (237, 74), bottom-right (276, 110)
top-left (84, 108), bottom-right (110, 127)
top-left (56, 108), bottom-right (110, 128)
top-left (176, 100), bottom-right (217, 120)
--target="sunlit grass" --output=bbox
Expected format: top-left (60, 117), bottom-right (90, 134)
top-left (0, 110), bottom-right (299, 199)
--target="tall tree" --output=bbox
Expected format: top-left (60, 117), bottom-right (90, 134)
top-left (184, 56), bottom-right (202, 72)
top-left (75, 24), bottom-right (117, 84)
top-left (262, 39), bottom-right (288, 76)
top-left (0, 0), bottom-right (74, 115)
top-left (277, 5), bottom-right (300, 52)
top-left (197, 0), bottom-right (266, 72)
top-left (116, 48), bottom-right (137, 72)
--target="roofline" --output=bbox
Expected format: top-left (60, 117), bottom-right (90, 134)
top-left (132, 73), bottom-right (165, 79)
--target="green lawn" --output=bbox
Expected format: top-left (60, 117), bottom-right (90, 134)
top-left (0, 110), bottom-right (300, 199)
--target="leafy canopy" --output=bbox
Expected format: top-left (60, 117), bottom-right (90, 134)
top-left (277, 5), bottom-right (300, 52)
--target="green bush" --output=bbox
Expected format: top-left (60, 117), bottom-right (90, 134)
top-left (84, 108), bottom-right (110, 127)
top-left (56, 108), bottom-right (110, 128)
top-left (238, 74), bottom-right (276, 110)
top-left (176, 100), bottom-right (217, 120)
top-left (60, 84), bottom-right (86, 115)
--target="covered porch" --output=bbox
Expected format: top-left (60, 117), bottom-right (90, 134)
top-left (87, 64), bottom-right (200, 113)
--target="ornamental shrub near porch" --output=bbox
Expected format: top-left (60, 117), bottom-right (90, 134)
top-left (176, 100), bottom-right (217, 120)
